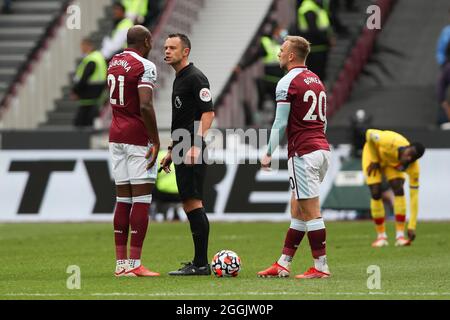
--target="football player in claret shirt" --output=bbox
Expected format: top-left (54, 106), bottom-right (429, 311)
top-left (108, 25), bottom-right (160, 277)
top-left (258, 36), bottom-right (331, 279)
top-left (363, 129), bottom-right (425, 247)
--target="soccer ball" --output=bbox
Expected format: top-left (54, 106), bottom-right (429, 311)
top-left (211, 250), bottom-right (241, 277)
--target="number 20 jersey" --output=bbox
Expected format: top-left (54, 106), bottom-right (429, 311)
top-left (276, 66), bottom-right (330, 158)
top-left (108, 48), bottom-right (157, 146)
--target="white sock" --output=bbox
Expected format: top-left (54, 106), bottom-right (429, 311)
top-left (277, 254), bottom-right (292, 270)
top-left (128, 259), bottom-right (141, 269)
top-left (116, 259), bottom-right (128, 271)
top-left (396, 231), bottom-right (404, 239)
top-left (314, 255), bottom-right (330, 274)
top-left (378, 232), bottom-right (387, 239)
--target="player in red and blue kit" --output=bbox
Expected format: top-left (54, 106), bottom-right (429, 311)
top-left (258, 36), bottom-right (331, 279)
top-left (108, 25), bottom-right (160, 277)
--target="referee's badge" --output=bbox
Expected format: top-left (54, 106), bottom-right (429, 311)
top-left (199, 88), bottom-right (212, 102)
top-left (175, 96), bottom-right (182, 108)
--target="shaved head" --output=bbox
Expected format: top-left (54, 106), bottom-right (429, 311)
top-left (127, 25), bottom-right (151, 46)
top-left (127, 25), bottom-right (152, 56)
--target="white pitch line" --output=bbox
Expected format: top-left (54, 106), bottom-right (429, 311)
top-left (3, 292), bottom-right (450, 297)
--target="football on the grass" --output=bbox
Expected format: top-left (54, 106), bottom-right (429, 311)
top-left (211, 250), bottom-right (241, 277)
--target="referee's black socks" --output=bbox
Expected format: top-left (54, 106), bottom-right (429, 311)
top-left (187, 207), bottom-right (210, 267)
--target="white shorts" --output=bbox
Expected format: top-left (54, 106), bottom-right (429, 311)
top-left (109, 142), bottom-right (157, 185)
top-left (288, 149), bottom-right (331, 199)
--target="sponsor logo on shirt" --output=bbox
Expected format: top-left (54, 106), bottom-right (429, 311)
top-left (199, 88), bottom-right (212, 102)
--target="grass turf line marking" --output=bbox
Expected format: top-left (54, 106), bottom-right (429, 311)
top-left (3, 292), bottom-right (450, 297)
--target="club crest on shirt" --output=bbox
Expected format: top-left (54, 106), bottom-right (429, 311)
top-left (175, 96), bottom-right (182, 108)
top-left (199, 88), bottom-right (212, 102)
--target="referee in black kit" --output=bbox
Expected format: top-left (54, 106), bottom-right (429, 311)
top-left (160, 33), bottom-right (215, 275)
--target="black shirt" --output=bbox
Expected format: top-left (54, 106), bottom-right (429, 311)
top-left (171, 63), bottom-right (214, 137)
top-left (72, 61), bottom-right (105, 100)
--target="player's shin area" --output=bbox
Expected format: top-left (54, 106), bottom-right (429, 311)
top-left (257, 194), bottom-right (330, 278)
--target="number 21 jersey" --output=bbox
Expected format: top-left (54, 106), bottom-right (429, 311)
top-left (108, 48), bottom-right (157, 146)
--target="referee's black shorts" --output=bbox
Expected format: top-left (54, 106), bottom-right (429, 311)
top-left (174, 162), bottom-right (206, 201)
top-left (173, 139), bottom-right (208, 201)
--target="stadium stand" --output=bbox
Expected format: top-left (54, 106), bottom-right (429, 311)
top-left (325, 0), bottom-right (374, 88)
top-left (330, 0), bottom-right (442, 124)
top-left (214, 0), bottom-right (375, 128)
top-left (0, 0), bottom-right (112, 129)
top-left (328, 0), bottom-right (450, 147)
top-left (149, 0), bottom-right (274, 130)
top-left (31, 0), bottom-right (271, 132)
top-left (40, 3), bottom-right (116, 128)
top-left (2, 0), bottom-right (449, 147)
top-left (92, 0), bottom-right (273, 137)
top-left (0, 0), bottom-right (70, 111)
top-left (41, 0), bottom-right (165, 128)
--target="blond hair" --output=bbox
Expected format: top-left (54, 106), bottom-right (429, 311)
top-left (284, 36), bottom-right (311, 61)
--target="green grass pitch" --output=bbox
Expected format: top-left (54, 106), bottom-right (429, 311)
top-left (0, 221), bottom-right (449, 300)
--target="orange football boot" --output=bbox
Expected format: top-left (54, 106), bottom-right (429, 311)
top-left (395, 236), bottom-right (411, 247)
top-left (372, 237), bottom-right (389, 248)
top-left (295, 267), bottom-right (330, 279)
top-left (257, 262), bottom-right (290, 278)
top-left (124, 265), bottom-right (160, 277)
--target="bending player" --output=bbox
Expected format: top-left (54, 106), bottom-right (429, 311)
top-left (363, 129), bottom-right (425, 247)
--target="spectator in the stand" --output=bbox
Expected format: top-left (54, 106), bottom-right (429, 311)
top-left (327, 0), bottom-right (350, 36)
top-left (122, 0), bottom-right (148, 25)
top-left (236, 21), bottom-right (287, 112)
top-left (297, 0), bottom-right (350, 36)
top-left (101, 2), bottom-right (134, 60)
top-left (295, 0), bottom-right (334, 81)
top-left (72, 38), bottom-right (107, 127)
top-left (146, 0), bottom-right (165, 27)
top-left (1, 0), bottom-right (12, 14)
top-left (298, 0), bottom-right (357, 12)
top-left (436, 9), bottom-right (450, 67)
top-left (437, 42), bottom-right (450, 126)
